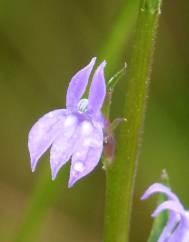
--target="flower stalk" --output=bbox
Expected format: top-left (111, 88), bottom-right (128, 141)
top-left (103, 0), bottom-right (162, 242)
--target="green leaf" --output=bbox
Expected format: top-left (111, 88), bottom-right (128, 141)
top-left (107, 63), bottom-right (127, 91)
top-left (103, 64), bottom-right (127, 117)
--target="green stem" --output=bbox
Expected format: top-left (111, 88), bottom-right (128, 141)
top-left (103, 1), bottom-right (162, 242)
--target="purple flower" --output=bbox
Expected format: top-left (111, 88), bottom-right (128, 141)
top-left (28, 57), bottom-right (106, 187)
top-left (141, 183), bottom-right (189, 242)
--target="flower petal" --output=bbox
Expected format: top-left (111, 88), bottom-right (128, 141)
top-left (28, 109), bottom-right (66, 172)
top-left (169, 221), bottom-right (189, 242)
top-left (88, 61), bottom-right (106, 114)
top-left (158, 212), bottom-right (178, 242)
top-left (68, 122), bottom-right (103, 187)
top-left (66, 57), bottom-right (96, 110)
top-left (152, 201), bottom-right (184, 241)
top-left (152, 201), bottom-right (184, 218)
top-left (141, 183), bottom-right (180, 202)
top-left (142, 183), bottom-right (189, 242)
top-left (50, 114), bottom-right (78, 179)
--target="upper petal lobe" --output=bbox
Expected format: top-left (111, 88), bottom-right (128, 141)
top-left (141, 183), bottom-right (180, 202)
top-left (88, 61), bottom-right (106, 114)
top-left (66, 57), bottom-right (96, 110)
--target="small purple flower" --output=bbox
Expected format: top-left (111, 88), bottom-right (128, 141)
top-left (28, 57), bottom-right (106, 187)
top-left (141, 183), bottom-right (189, 242)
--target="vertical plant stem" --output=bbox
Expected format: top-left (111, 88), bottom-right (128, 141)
top-left (103, 1), bottom-right (162, 242)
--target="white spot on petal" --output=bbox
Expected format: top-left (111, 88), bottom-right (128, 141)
top-left (75, 152), bottom-right (81, 157)
top-left (64, 115), bottom-right (77, 128)
top-left (47, 112), bottom-right (54, 118)
top-left (81, 121), bottom-right (93, 135)
top-left (73, 162), bottom-right (85, 172)
top-left (53, 144), bottom-right (61, 152)
top-left (83, 138), bottom-right (101, 148)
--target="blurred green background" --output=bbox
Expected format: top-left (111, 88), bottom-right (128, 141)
top-left (0, 0), bottom-right (188, 241)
